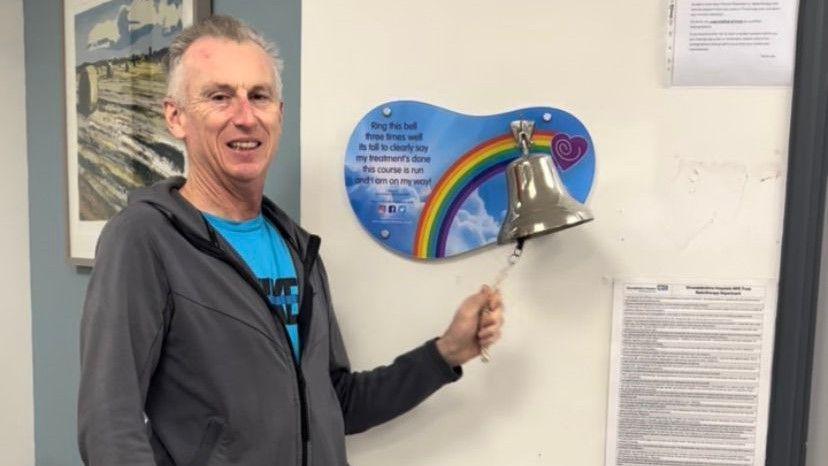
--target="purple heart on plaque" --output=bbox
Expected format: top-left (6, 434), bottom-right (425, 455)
top-left (551, 133), bottom-right (588, 171)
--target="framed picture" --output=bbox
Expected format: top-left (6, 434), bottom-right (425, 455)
top-left (63, 0), bottom-right (211, 265)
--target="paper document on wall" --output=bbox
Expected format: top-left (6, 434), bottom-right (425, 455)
top-left (667, 0), bottom-right (798, 86)
top-left (605, 280), bottom-right (777, 466)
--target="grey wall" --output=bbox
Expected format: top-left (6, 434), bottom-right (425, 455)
top-left (23, 1), bottom-right (300, 464)
top-left (25, 3), bottom-right (89, 463)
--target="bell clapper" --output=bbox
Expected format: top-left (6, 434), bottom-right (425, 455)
top-left (480, 239), bottom-right (525, 363)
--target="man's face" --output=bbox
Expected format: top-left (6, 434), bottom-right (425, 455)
top-left (165, 37), bottom-right (283, 187)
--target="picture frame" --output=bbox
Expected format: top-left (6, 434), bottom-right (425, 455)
top-left (63, 0), bottom-right (211, 265)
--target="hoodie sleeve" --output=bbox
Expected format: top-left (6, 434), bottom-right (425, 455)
top-left (321, 260), bottom-right (462, 434)
top-left (78, 209), bottom-right (170, 465)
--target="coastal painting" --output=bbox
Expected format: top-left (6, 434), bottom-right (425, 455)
top-left (64, 0), bottom-right (209, 263)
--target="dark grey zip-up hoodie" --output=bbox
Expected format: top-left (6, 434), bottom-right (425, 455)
top-left (78, 177), bottom-right (461, 465)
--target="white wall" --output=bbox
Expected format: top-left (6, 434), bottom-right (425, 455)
top-left (0, 0), bottom-right (34, 464)
top-left (302, 1), bottom-right (790, 464)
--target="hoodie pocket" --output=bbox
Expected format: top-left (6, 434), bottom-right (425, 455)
top-left (186, 417), bottom-right (225, 466)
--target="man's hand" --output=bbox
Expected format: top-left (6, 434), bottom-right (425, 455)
top-left (435, 286), bottom-right (504, 367)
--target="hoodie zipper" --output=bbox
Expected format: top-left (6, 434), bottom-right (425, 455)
top-left (158, 206), bottom-right (317, 466)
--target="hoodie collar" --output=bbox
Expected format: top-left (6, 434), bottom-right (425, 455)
top-left (128, 176), bottom-right (305, 254)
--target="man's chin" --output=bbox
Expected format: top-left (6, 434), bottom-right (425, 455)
top-left (222, 161), bottom-right (270, 185)
top-left (228, 172), bottom-right (268, 186)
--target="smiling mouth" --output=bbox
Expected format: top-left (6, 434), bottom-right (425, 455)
top-left (227, 140), bottom-right (262, 151)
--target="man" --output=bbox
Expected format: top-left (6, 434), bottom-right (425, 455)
top-left (78, 15), bottom-right (503, 466)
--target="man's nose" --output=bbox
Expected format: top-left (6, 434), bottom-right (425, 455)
top-left (231, 97), bottom-right (256, 128)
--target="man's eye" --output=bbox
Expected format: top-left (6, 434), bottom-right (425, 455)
top-left (251, 93), bottom-right (272, 102)
top-left (210, 94), bottom-right (230, 102)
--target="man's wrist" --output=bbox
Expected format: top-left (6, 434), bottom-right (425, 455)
top-left (435, 336), bottom-right (462, 367)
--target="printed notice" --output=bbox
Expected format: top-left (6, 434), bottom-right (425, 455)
top-left (605, 281), bottom-right (777, 466)
top-left (668, 0), bottom-right (798, 86)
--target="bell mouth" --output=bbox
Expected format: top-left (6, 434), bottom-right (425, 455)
top-left (497, 213), bottom-right (593, 245)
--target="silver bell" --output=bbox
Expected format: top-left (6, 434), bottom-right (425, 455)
top-left (497, 120), bottom-right (593, 245)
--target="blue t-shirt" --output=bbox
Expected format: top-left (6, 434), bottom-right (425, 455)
top-left (203, 213), bottom-right (301, 361)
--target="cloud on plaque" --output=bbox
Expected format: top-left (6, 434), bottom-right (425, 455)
top-left (444, 191), bottom-right (500, 255)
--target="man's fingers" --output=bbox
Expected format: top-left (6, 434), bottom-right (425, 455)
top-left (478, 328), bottom-right (502, 347)
top-left (487, 291), bottom-right (503, 311)
top-left (478, 314), bottom-right (503, 330)
top-left (465, 287), bottom-right (492, 313)
top-left (480, 336), bottom-right (500, 348)
top-left (478, 326), bottom-right (500, 339)
top-left (478, 311), bottom-right (503, 336)
top-left (472, 286), bottom-right (502, 310)
top-left (479, 311), bottom-right (503, 328)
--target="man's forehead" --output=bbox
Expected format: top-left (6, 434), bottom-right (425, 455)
top-left (181, 37), bottom-right (276, 90)
top-left (182, 36), bottom-right (270, 68)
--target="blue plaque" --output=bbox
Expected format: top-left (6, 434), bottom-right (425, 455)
top-left (344, 101), bottom-right (595, 260)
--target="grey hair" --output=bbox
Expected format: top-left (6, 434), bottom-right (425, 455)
top-left (165, 15), bottom-right (284, 104)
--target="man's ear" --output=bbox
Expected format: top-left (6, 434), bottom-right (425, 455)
top-left (164, 98), bottom-right (186, 139)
